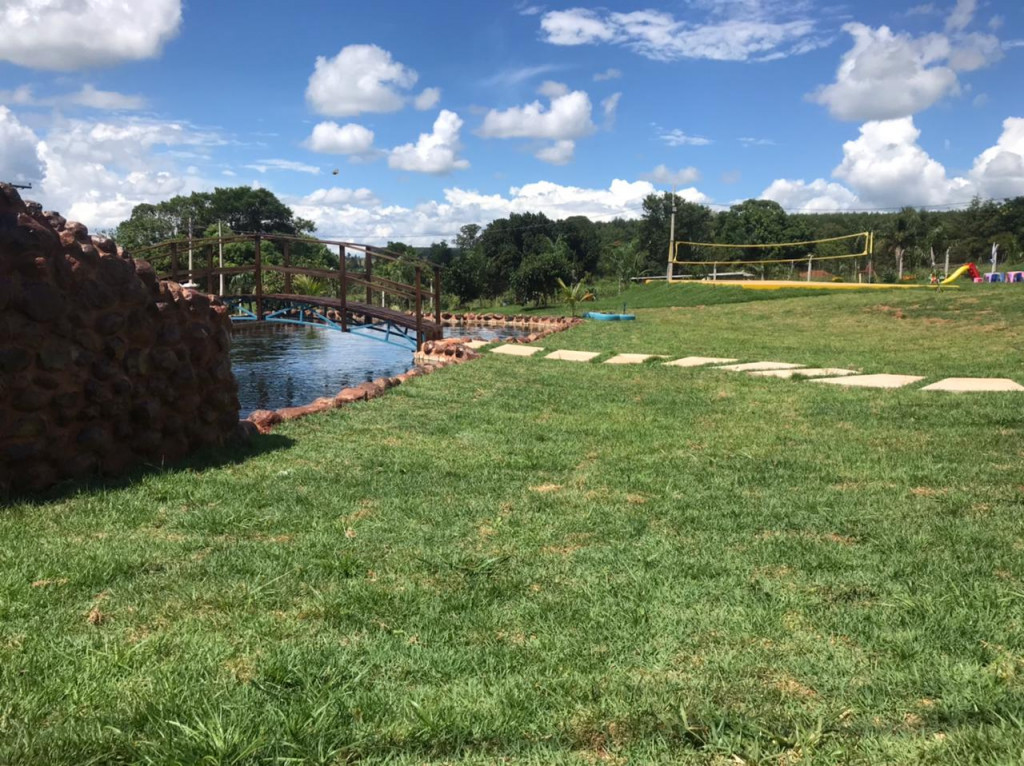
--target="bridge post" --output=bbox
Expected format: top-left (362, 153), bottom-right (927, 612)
top-left (415, 266), bottom-right (423, 350)
top-left (433, 266), bottom-right (442, 325)
top-left (254, 234), bottom-right (264, 320)
top-left (206, 244), bottom-right (214, 294)
top-left (169, 241), bottom-right (180, 282)
top-left (364, 249), bottom-right (373, 307)
top-left (282, 240), bottom-right (292, 294)
top-left (338, 244), bottom-right (348, 332)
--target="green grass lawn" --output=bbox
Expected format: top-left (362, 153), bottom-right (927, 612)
top-left (2, 286), bottom-right (1024, 764)
top-left (536, 283), bottom-right (1024, 379)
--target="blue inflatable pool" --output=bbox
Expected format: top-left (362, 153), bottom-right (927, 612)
top-left (584, 311), bottom-right (636, 321)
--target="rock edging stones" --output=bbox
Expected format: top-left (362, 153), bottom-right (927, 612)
top-left (243, 358), bottom-right (464, 434)
top-left (0, 184), bottom-right (240, 494)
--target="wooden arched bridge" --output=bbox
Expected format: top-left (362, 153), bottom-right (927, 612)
top-left (134, 233), bottom-right (443, 349)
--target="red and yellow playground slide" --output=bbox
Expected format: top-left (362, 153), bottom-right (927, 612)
top-left (940, 262), bottom-right (981, 285)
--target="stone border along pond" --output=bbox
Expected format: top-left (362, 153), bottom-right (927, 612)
top-left (242, 313), bottom-right (582, 434)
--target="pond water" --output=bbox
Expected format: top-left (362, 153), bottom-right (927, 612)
top-left (231, 323), bottom-right (527, 416)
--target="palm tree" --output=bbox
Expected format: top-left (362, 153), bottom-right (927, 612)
top-left (291, 274), bottom-right (331, 297)
top-left (556, 277), bottom-right (594, 318)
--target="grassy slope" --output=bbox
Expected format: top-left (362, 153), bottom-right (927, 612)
top-left (537, 283), bottom-right (1024, 379)
top-left (1, 286), bottom-right (1023, 764)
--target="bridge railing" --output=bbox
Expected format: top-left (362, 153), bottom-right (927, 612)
top-left (132, 232), bottom-right (442, 340)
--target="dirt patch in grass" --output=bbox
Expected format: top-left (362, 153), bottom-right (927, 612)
top-left (759, 530), bottom-right (857, 546)
top-left (773, 675), bottom-right (818, 698)
top-left (86, 606), bottom-right (109, 626)
top-left (31, 578), bottom-right (69, 588)
top-left (910, 487), bottom-right (948, 497)
top-left (531, 483), bottom-right (562, 493)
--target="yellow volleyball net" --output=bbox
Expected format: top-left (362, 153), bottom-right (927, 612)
top-left (670, 232), bottom-right (875, 283)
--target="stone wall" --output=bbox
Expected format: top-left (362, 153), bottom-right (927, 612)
top-left (0, 184), bottom-right (239, 494)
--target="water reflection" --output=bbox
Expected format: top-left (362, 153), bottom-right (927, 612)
top-left (231, 323), bottom-right (528, 416)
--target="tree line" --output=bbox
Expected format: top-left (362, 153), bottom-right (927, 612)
top-left (114, 187), bottom-right (1024, 308)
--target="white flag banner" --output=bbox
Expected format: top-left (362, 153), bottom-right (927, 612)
top-left (991, 242), bottom-right (999, 271)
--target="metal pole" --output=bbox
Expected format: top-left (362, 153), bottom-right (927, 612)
top-left (218, 222), bottom-right (224, 295)
top-left (944, 247), bottom-right (950, 279)
top-left (806, 255), bottom-right (812, 282)
top-left (666, 186), bottom-right (676, 281)
top-left (185, 215), bottom-right (195, 287)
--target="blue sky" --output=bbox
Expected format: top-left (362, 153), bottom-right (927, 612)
top-left (1, 0), bottom-right (1022, 244)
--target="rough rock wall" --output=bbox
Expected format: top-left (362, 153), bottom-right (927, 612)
top-left (0, 184), bottom-right (239, 494)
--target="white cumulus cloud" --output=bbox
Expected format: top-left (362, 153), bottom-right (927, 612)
top-left (292, 178), bottom-right (705, 246)
top-left (388, 110), bottom-right (469, 175)
top-left (0, 106), bottom-right (43, 184)
top-left (810, 23), bottom-right (1003, 121)
top-left (414, 87), bottom-right (442, 110)
top-left (306, 44), bottom-right (420, 117)
top-left (34, 116), bottom-right (221, 228)
top-left (0, 0), bottom-right (181, 70)
top-left (535, 140), bottom-right (576, 165)
top-left (761, 115), bottom-right (1024, 211)
top-left (479, 85), bottom-right (595, 140)
top-left (833, 117), bottom-right (973, 207)
top-left (760, 178), bottom-right (861, 211)
top-left (303, 122), bottom-right (376, 156)
top-left (970, 117), bottom-right (1024, 199)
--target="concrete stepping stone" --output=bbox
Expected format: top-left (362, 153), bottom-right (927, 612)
top-left (664, 356), bottom-right (738, 367)
top-left (921, 377), bottom-right (1024, 392)
top-left (716, 361), bottom-right (805, 372)
top-left (750, 368), bottom-right (859, 379)
top-left (491, 344), bottom-right (543, 357)
top-left (812, 374), bottom-right (924, 389)
top-left (605, 353), bottom-right (658, 365)
top-left (464, 340), bottom-right (490, 350)
top-left (545, 349), bottom-right (600, 362)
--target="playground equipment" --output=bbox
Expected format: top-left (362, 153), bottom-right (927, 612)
top-left (940, 262), bottom-right (981, 285)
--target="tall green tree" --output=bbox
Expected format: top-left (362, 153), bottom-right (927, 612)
top-left (114, 187), bottom-right (305, 252)
top-left (637, 193), bottom-right (714, 276)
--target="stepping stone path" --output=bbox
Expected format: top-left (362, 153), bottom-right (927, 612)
top-left (813, 374), bottom-right (924, 389)
top-left (664, 356), bottom-right (738, 367)
top-left (544, 349), bottom-right (600, 362)
top-left (491, 344), bottom-right (543, 357)
top-left (750, 368), bottom-right (859, 379)
top-left (486, 346), bottom-right (1021, 393)
top-left (605, 353), bottom-right (658, 364)
top-left (921, 378), bottom-right (1024, 392)
top-left (464, 340), bottom-right (490, 350)
top-left (716, 361), bottom-right (805, 372)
